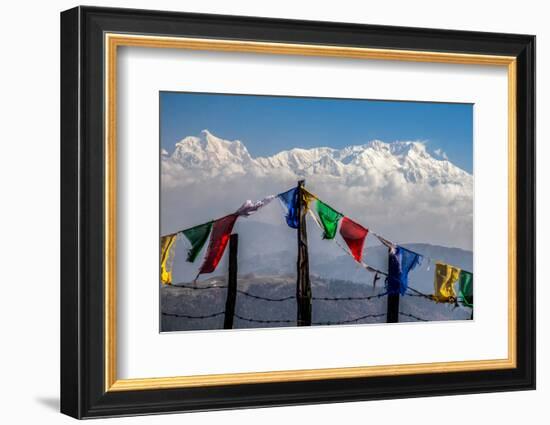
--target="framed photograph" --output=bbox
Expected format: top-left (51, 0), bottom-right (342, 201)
top-left (60, 6), bottom-right (535, 419)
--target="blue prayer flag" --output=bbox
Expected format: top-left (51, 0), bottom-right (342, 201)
top-left (386, 246), bottom-right (422, 295)
top-left (277, 188), bottom-right (299, 229)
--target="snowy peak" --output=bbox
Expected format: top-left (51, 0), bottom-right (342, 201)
top-left (305, 155), bottom-right (344, 177)
top-left (256, 147), bottom-right (336, 172)
top-left (170, 129), bottom-right (253, 170)
top-left (352, 140), bottom-right (429, 163)
top-left (200, 129), bottom-right (250, 158)
top-left (164, 130), bottom-right (471, 188)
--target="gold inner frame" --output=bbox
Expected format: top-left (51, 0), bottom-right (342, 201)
top-left (104, 33), bottom-right (517, 392)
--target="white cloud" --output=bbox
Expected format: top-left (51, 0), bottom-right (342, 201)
top-left (161, 169), bottom-right (472, 251)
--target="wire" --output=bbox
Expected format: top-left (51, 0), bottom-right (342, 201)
top-left (161, 311), bottom-right (225, 319)
top-left (169, 280), bottom-right (464, 313)
top-left (173, 282), bottom-right (228, 290)
top-left (234, 314), bottom-right (295, 324)
top-left (405, 287), bottom-right (435, 301)
top-left (399, 311), bottom-right (429, 322)
top-left (313, 312), bottom-right (386, 325)
top-left (237, 290), bottom-right (294, 302)
top-left (312, 292), bottom-right (387, 301)
top-left (172, 283), bottom-right (387, 303)
top-left (161, 310), bottom-right (430, 325)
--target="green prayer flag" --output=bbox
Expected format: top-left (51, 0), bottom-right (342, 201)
top-left (181, 221), bottom-right (213, 262)
top-left (315, 200), bottom-right (343, 240)
top-left (459, 270), bottom-right (473, 307)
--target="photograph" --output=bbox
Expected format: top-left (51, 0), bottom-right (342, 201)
top-left (159, 92), bottom-right (474, 332)
top-left (57, 5), bottom-right (535, 419)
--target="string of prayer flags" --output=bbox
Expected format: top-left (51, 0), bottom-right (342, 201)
top-left (160, 234), bottom-right (178, 285)
top-left (236, 195), bottom-right (275, 217)
top-left (433, 262), bottom-right (461, 302)
top-left (199, 214), bottom-right (238, 274)
top-left (386, 246), bottom-right (423, 295)
top-left (339, 216), bottom-right (369, 262)
top-left (314, 199), bottom-right (343, 239)
top-left (277, 188), bottom-right (299, 229)
top-left (181, 221), bottom-right (213, 263)
top-left (458, 270), bottom-right (473, 307)
top-left (159, 185), bottom-right (474, 297)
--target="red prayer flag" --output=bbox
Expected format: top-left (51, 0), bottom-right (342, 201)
top-left (199, 214), bottom-right (238, 274)
top-left (339, 216), bottom-right (368, 262)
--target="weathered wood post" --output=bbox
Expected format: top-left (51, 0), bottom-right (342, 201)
top-left (296, 180), bottom-right (312, 326)
top-left (386, 289), bottom-right (400, 323)
top-left (224, 234), bottom-right (238, 329)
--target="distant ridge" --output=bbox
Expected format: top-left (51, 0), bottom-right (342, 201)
top-left (162, 129), bottom-right (472, 189)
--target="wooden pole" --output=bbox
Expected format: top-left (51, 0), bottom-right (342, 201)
top-left (224, 234), bottom-right (238, 329)
top-left (386, 292), bottom-right (400, 323)
top-left (296, 180), bottom-right (312, 326)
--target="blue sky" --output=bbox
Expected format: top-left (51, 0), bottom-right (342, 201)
top-left (160, 92), bottom-right (473, 173)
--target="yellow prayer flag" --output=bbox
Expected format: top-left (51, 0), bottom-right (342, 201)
top-left (302, 189), bottom-right (317, 214)
top-left (433, 262), bottom-right (461, 302)
top-left (160, 234), bottom-right (177, 285)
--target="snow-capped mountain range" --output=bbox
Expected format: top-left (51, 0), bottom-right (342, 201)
top-left (162, 129), bottom-right (472, 190)
top-left (161, 129), bottom-right (473, 251)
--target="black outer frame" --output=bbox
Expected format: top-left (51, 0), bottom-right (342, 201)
top-left (60, 6), bottom-right (535, 419)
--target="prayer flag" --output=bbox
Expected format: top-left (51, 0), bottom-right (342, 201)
top-left (160, 234), bottom-right (177, 285)
top-left (181, 221), bottom-right (213, 263)
top-left (315, 200), bottom-right (343, 239)
top-left (302, 189), bottom-right (317, 213)
top-left (277, 188), bottom-right (299, 229)
top-left (199, 214), bottom-right (238, 274)
top-left (433, 262), bottom-right (461, 302)
top-left (459, 270), bottom-right (473, 307)
top-left (235, 195), bottom-right (275, 217)
top-left (339, 216), bottom-right (368, 261)
top-left (386, 246), bottom-right (423, 295)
